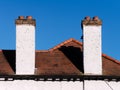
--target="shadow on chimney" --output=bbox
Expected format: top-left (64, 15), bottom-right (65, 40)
top-left (2, 50), bottom-right (16, 73)
top-left (59, 46), bottom-right (84, 73)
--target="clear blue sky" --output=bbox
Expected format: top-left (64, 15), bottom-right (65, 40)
top-left (0, 0), bottom-right (120, 60)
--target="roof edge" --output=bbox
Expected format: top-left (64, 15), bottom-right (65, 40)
top-left (49, 38), bottom-right (82, 52)
top-left (0, 75), bottom-right (119, 81)
top-left (102, 54), bottom-right (120, 65)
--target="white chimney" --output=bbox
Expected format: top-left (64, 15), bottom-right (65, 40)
top-left (16, 16), bottom-right (36, 74)
top-left (82, 16), bottom-right (102, 75)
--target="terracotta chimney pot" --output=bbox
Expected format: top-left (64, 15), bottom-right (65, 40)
top-left (26, 16), bottom-right (32, 19)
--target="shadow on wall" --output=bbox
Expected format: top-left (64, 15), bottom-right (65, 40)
top-left (59, 46), bottom-right (84, 73)
top-left (3, 50), bottom-right (16, 72)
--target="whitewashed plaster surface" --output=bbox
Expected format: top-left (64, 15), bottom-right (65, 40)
top-left (84, 80), bottom-right (120, 90)
top-left (0, 80), bottom-right (119, 90)
top-left (83, 25), bottom-right (102, 75)
top-left (16, 25), bottom-right (35, 74)
top-left (0, 81), bottom-right (83, 90)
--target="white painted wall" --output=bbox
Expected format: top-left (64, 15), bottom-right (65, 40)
top-left (84, 80), bottom-right (120, 90)
top-left (0, 81), bottom-right (83, 90)
top-left (0, 80), bottom-right (119, 90)
top-left (16, 24), bottom-right (35, 74)
top-left (61, 81), bottom-right (83, 90)
top-left (83, 25), bottom-right (102, 75)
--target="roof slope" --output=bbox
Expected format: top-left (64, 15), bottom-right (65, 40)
top-left (0, 38), bottom-right (120, 76)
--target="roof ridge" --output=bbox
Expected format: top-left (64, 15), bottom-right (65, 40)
top-left (49, 38), bottom-right (82, 52)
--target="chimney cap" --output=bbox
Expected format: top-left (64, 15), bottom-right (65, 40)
top-left (82, 16), bottom-right (102, 26)
top-left (16, 16), bottom-right (36, 26)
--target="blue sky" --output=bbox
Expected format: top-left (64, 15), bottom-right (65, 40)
top-left (0, 0), bottom-right (120, 60)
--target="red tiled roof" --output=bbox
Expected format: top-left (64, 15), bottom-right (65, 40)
top-left (49, 38), bottom-right (120, 66)
top-left (0, 50), bottom-right (14, 75)
top-left (0, 38), bottom-right (120, 76)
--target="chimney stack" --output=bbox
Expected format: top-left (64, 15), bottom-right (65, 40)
top-left (15, 16), bottom-right (36, 74)
top-left (82, 16), bottom-right (102, 75)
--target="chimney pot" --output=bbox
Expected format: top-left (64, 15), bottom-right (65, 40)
top-left (18, 16), bottom-right (24, 19)
top-left (93, 16), bottom-right (99, 21)
top-left (85, 16), bottom-right (91, 21)
top-left (26, 16), bottom-right (32, 19)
